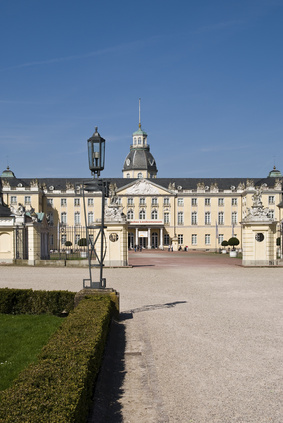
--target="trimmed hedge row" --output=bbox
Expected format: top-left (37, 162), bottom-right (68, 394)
top-left (0, 288), bottom-right (75, 316)
top-left (0, 295), bottom-right (115, 423)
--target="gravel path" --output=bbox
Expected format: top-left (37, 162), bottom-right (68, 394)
top-left (1, 253), bottom-right (282, 422)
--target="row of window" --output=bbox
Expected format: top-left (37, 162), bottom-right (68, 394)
top-left (176, 234), bottom-right (230, 246)
top-left (59, 212), bottom-right (94, 226)
top-left (127, 209), bottom-right (239, 224)
top-left (10, 195), bottom-right (276, 208)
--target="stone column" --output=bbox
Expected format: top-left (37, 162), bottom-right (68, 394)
top-left (135, 227), bottom-right (138, 246)
top-left (160, 227), bottom-right (163, 249)
top-left (147, 227), bottom-right (151, 249)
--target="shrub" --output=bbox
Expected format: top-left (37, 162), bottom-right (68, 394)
top-left (78, 238), bottom-right (87, 247)
top-left (227, 237), bottom-right (240, 250)
top-left (221, 240), bottom-right (228, 247)
top-left (65, 241), bottom-right (72, 247)
top-left (0, 288), bottom-right (75, 316)
top-left (0, 295), bottom-right (116, 423)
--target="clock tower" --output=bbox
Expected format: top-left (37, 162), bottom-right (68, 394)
top-left (122, 100), bottom-right (158, 179)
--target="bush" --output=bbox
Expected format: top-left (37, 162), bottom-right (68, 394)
top-left (78, 238), bottom-right (87, 247)
top-left (0, 288), bottom-right (75, 316)
top-left (0, 295), bottom-right (116, 423)
top-left (221, 240), bottom-right (228, 247)
top-left (227, 237), bottom-right (240, 250)
top-left (65, 241), bottom-right (72, 247)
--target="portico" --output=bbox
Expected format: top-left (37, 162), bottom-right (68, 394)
top-left (128, 220), bottom-right (164, 249)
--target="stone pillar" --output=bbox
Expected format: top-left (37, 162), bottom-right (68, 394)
top-left (242, 222), bottom-right (277, 266)
top-left (147, 227), bottom-right (151, 249)
top-left (135, 227), bottom-right (138, 247)
top-left (27, 223), bottom-right (41, 265)
top-left (160, 227), bottom-right (163, 249)
top-left (241, 187), bottom-right (278, 266)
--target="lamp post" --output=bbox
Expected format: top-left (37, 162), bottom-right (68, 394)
top-left (83, 127), bottom-right (109, 289)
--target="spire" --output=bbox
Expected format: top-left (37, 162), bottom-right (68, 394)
top-left (139, 98), bottom-right (141, 129)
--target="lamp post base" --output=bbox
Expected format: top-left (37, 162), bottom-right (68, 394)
top-left (83, 278), bottom-right (106, 289)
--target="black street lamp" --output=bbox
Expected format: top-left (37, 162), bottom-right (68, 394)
top-left (83, 127), bottom-right (109, 289)
top-left (87, 127), bottom-right (105, 176)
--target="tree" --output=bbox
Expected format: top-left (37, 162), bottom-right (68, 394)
top-left (227, 237), bottom-right (240, 251)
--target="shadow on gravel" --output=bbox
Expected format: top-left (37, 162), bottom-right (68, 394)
top-left (87, 301), bottom-right (186, 422)
top-left (88, 320), bottom-right (126, 423)
top-left (123, 300), bottom-right (187, 315)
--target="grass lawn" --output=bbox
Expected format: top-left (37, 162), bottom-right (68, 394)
top-left (0, 313), bottom-right (63, 391)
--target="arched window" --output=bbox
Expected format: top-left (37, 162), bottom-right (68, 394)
top-left (127, 209), bottom-right (134, 220)
top-left (127, 173), bottom-right (130, 178)
top-left (151, 210), bottom-right (158, 220)
top-left (137, 172), bottom-right (143, 179)
top-left (139, 209), bottom-right (146, 220)
top-left (138, 137), bottom-right (142, 145)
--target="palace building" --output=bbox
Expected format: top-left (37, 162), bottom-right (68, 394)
top-left (1, 119), bottom-right (283, 255)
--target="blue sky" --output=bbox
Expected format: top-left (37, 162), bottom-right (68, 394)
top-left (0, 0), bottom-right (282, 179)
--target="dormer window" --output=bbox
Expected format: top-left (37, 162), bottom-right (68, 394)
top-left (138, 137), bottom-right (142, 145)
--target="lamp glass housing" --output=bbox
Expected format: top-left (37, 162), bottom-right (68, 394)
top-left (87, 128), bottom-right (105, 174)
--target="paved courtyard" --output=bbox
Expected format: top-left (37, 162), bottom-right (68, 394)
top-left (1, 251), bottom-right (282, 422)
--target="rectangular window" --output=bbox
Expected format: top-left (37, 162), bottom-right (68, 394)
top-left (218, 198), bottom-right (224, 206)
top-left (25, 196), bottom-right (31, 205)
top-left (74, 198), bottom-right (80, 206)
top-left (232, 198), bottom-right (238, 206)
top-left (152, 197), bottom-right (158, 205)
top-left (205, 212), bottom-right (211, 225)
top-left (128, 197), bottom-right (134, 206)
top-left (218, 234), bottom-right (224, 245)
top-left (75, 234), bottom-right (80, 245)
top-left (47, 198), bottom-right (53, 207)
top-left (178, 211), bottom-right (184, 225)
top-left (61, 198), bottom-right (67, 207)
top-left (218, 212), bottom-right (224, 225)
top-left (178, 234), bottom-right (183, 245)
top-left (74, 212), bottom-right (81, 225)
top-left (205, 198), bottom-right (211, 206)
top-left (61, 234), bottom-right (66, 245)
top-left (164, 234), bottom-right (170, 245)
top-left (268, 196), bottom-right (275, 205)
top-left (269, 210), bottom-right (274, 219)
top-left (177, 198), bottom-right (184, 206)
top-left (88, 198), bottom-right (94, 206)
top-left (205, 234), bottom-right (211, 245)
top-left (191, 211), bottom-right (197, 225)
top-left (61, 212), bottom-right (67, 224)
top-left (164, 197), bottom-right (170, 206)
top-left (232, 212), bottom-right (237, 224)
top-left (191, 198), bottom-right (197, 206)
top-left (10, 196), bottom-right (17, 204)
top-left (140, 197), bottom-right (145, 206)
top-left (192, 234), bottom-right (197, 245)
top-left (88, 212), bottom-right (94, 225)
top-left (164, 212), bottom-right (170, 224)
top-left (50, 234), bottom-right (54, 246)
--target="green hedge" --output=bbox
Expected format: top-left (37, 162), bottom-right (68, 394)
top-left (0, 295), bottom-right (115, 423)
top-left (0, 288), bottom-right (75, 316)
